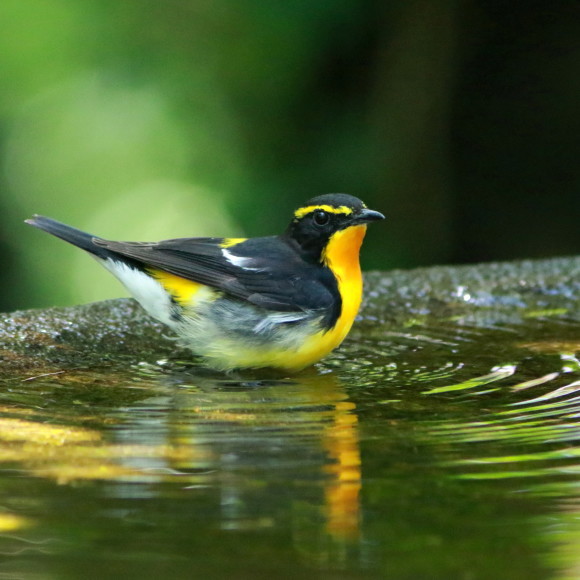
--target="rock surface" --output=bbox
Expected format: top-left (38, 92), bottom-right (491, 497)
top-left (1, 256), bottom-right (579, 376)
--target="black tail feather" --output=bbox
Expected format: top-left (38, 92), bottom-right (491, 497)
top-left (25, 215), bottom-right (110, 259)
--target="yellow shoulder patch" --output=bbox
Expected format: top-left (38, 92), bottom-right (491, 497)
top-left (220, 238), bottom-right (247, 248)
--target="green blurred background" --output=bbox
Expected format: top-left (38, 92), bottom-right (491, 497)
top-left (1, 0), bottom-right (578, 311)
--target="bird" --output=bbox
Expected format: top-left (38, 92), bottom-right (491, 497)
top-left (26, 193), bottom-right (384, 371)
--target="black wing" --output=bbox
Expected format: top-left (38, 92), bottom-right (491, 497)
top-left (95, 236), bottom-right (338, 313)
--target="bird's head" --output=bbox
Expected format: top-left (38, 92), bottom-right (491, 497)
top-left (285, 193), bottom-right (384, 264)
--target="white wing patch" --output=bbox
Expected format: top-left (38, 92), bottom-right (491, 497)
top-left (221, 248), bottom-right (265, 271)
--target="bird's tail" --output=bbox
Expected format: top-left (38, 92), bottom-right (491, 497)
top-left (25, 215), bottom-right (110, 259)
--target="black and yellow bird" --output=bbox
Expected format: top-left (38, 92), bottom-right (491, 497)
top-left (26, 194), bottom-right (384, 371)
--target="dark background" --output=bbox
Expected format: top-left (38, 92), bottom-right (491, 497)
top-left (1, 0), bottom-right (578, 310)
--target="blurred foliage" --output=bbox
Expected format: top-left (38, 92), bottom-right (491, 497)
top-left (0, 0), bottom-right (578, 310)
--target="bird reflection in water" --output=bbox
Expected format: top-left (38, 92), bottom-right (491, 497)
top-left (122, 365), bottom-right (363, 550)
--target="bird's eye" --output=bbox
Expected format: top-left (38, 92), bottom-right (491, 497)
top-left (313, 210), bottom-right (330, 226)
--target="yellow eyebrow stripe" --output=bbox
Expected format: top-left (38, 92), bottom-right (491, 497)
top-left (220, 237), bottom-right (247, 248)
top-left (293, 205), bottom-right (353, 219)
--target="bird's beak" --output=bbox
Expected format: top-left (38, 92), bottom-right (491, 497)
top-left (353, 208), bottom-right (385, 224)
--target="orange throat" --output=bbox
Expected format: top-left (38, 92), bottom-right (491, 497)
top-left (323, 224), bottom-right (367, 280)
top-left (297, 224), bottom-right (367, 358)
top-left (323, 224), bottom-right (367, 330)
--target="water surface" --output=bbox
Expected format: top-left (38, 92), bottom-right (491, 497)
top-left (1, 309), bottom-right (580, 578)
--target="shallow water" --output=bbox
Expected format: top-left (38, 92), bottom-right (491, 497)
top-left (1, 313), bottom-right (580, 579)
